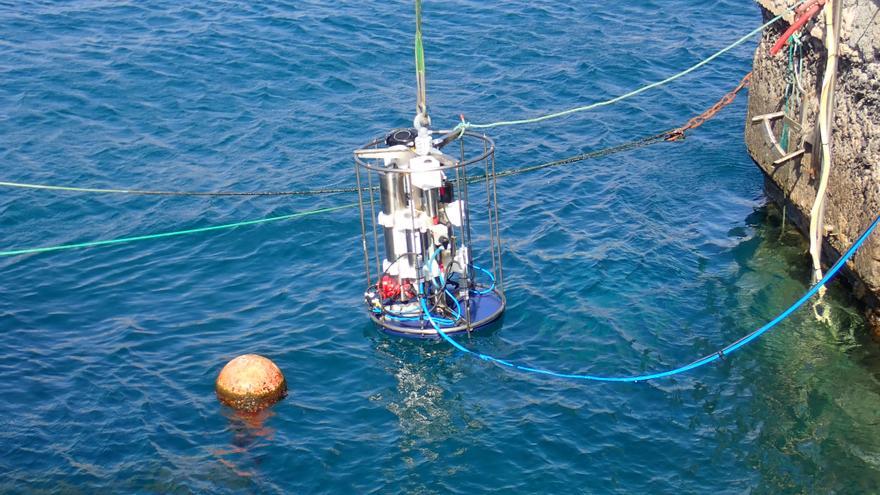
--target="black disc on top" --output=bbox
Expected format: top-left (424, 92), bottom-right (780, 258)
top-left (385, 128), bottom-right (418, 147)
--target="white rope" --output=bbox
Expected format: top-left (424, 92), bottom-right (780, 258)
top-left (810, 0), bottom-right (839, 319)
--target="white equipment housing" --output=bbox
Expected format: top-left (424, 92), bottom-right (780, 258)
top-left (353, 126), bottom-right (505, 338)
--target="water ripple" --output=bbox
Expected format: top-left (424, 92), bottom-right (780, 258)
top-left (2, 0), bottom-right (880, 493)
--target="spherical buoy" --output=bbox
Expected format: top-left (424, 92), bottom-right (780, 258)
top-left (215, 354), bottom-right (287, 412)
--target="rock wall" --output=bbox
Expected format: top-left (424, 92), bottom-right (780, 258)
top-left (745, 0), bottom-right (880, 330)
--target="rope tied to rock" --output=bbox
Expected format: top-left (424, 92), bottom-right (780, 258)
top-left (0, 71), bottom-right (755, 198)
top-left (457, 0), bottom-right (806, 132)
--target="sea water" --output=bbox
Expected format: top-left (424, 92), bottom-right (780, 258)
top-left (2, 1), bottom-right (880, 492)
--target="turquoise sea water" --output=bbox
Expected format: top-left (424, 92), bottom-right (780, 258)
top-left (3, 1), bottom-right (880, 493)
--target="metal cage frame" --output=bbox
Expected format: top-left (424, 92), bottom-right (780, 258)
top-left (353, 130), bottom-right (505, 337)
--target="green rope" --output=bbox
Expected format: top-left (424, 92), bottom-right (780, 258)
top-left (780, 33), bottom-right (803, 152)
top-left (414, 0), bottom-right (428, 119)
top-left (781, 38), bottom-right (794, 150)
top-left (0, 180), bottom-right (363, 196)
top-left (0, 132), bottom-right (670, 258)
top-left (415, 0), bottom-right (425, 76)
top-left (0, 203), bottom-right (357, 257)
top-left (458, 2), bottom-right (805, 132)
top-left (485, 130), bottom-right (673, 180)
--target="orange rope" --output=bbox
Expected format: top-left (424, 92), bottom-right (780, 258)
top-left (665, 72), bottom-right (753, 141)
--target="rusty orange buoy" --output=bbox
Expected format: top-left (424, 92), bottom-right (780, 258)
top-left (215, 354), bottom-right (287, 412)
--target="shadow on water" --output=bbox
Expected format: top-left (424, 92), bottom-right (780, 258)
top-left (211, 408), bottom-right (278, 479)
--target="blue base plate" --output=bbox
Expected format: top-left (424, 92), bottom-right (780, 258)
top-left (370, 290), bottom-right (505, 339)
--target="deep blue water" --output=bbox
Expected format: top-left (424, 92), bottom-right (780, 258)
top-left (3, 1), bottom-right (880, 493)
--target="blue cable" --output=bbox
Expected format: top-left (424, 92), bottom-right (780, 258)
top-left (375, 306), bottom-right (458, 326)
top-left (472, 264), bottom-right (496, 295)
top-left (421, 214), bottom-right (880, 382)
top-left (384, 313), bottom-right (457, 326)
top-left (429, 246), bottom-right (444, 288)
top-left (445, 288), bottom-right (462, 319)
top-left (374, 278), bottom-right (464, 328)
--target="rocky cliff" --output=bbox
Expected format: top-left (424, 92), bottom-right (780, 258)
top-left (745, 0), bottom-right (880, 329)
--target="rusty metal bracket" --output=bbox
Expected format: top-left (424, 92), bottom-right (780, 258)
top-left (751, 111), bottom-right (805, 164)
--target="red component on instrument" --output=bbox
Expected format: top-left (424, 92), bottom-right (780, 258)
top-left (379, 275), bottom-right (416, 300)
top-left (378, 275), bottom-right (400, 299)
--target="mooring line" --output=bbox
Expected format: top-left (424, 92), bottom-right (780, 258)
top-left (0, 181), bottom-right (362, 197)
top-left (490, 131), bottom-right (673, 179)
top-left (456, 1), bottom-right (805, 132)
top-left (0, 129), bottom-right (669, 258)
top-left (421, 213), bottom-right (880, 382)
top-left (0, 126), bottom-right (701, 258)
top-left (0, 71), bottom-right (759, 258)
top-left (0, 129), bottom-right (676, 197)
top-left (0, 204), bottom-right (357, 258)
top-left (0, 132), bottom-right (667, 197)
top-left (0, 69), bottom-right (749, 199)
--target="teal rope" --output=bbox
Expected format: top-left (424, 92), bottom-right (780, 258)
top-left (0, 203), bottom-right (357, 257)
top-left (0, 131), bottom-right (673, 258)
top-left (780, 33), bottom-right (803, 151)
top-left (0, 126), bottom-right (700, 259)
top-left (0, 180), bottom-right (362, 196)
top-left (459, 2), bottom-right (805, 131)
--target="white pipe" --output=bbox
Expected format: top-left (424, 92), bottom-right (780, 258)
top-left (809, 0), bottom-right (839, 292)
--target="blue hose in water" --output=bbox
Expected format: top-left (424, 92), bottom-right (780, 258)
top-left (373, 280), bottom-right (464, 328)
top-left (380, 310), bottom-right (458, 326)
top-left (472, 264), bottom-right (496, 295)
top-left (445, 289), bottom-right (462, 320)
top-left (420, 213), bottom-right (880, 382)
